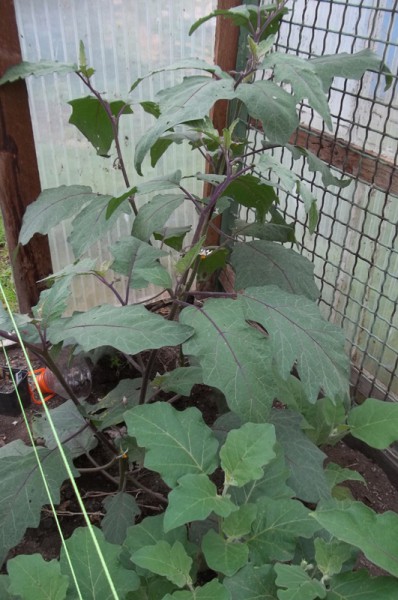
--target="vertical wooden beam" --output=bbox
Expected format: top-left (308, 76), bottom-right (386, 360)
top-left (0, 0), bottom-right (52, 313)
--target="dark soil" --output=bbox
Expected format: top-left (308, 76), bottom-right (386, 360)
top-left (1, 344), bottom-right (397, 575)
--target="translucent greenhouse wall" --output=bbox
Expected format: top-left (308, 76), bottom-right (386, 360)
top-left (14, 0), bottom-right (217, 310)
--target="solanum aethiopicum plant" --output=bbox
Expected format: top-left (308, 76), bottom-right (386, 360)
top-left (1, 3), bottom-right (398, 598)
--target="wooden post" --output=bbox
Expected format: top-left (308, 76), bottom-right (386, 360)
top-left (0, 0), bottom-right (52, 313)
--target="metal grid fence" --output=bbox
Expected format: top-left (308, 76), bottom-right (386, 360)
top-left (248, 0), bottom-right (398, 404)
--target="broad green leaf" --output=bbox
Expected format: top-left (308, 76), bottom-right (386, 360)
top-left (134, 76), bottom-right (235, 174)
top-left (180, 299), bottom-right (281, 422)
top-left (124, 403), bottom-right (219, 487)
top-left (7, 554), bottom-right (68, 600)
top-left (69, 192), bottom-right (128, 257)
top-left (221, 174), bottom-right (277, 223)
top-left (33, 277), bottom-right (72, 327)
top-left (222, 504), bottom-right (258, 538)
top-left (110, 236), bottom-right (171, 289)
top-left (40, 258), bottom-right (98, 283)
top-left (175, 238), bottom-right (205, 275)
top-left (124, 514), bottom-right (188, 557)
top-left (313, 500), bottom-right (398, 576)
top-left (224, 563), bottom-right (278, 600)
top-left (232, 219), bottom-right (295, 243)
top-left (270, 410), bottom-right (330, 503)
top-left (87, 378), bottom-right (146, 430)
top-left (47, 304), bottom-right (193, 353)
top-left (274, 563), bottom-right (326, 600)
top-left (131, 541), bottom-right (192, 588)
top-left (262, 54), bottom-right (332, 129)
top-left (163, 579), bottom-right (230, 600)
top-left (241, 286), bottom-right (349, 402)
top-left (309, 49), bottom-right (392, 91)
top-left (290, 146), bottom-right (351, 189)
top-left (258, 153), bottom-right (298, 191)
top-left (60, 526), bottom-right (139, 599)
top-left (102, 492), bottom-right (140, 545)
top-left (324, 463), bottom-right (365, 491)
top-left (236, 81), bottom-right (299, 144)
top-left (230, 242), bottom-right (319, 300)
top-left (197, 248), bottom-right (229, 281)
top-left (164, 474), bottom-right (237, 531)
top-left (0, 576), bottom-right (12, 600)
top-left (247, 497), bottom-right (320, 564)
top-left (153, 366), bottom-right (203, 396)
top-left (220, 423), bottom-right (276, 487)
top-left (154, 226), bottom-right (192, 251)
top-left (314, 538), bottom-right (356, 578)
top-left (348, 397), bottom-right (398, 449)
top-left (326, 570), bottom-right (398, 600)
top-left (68, 97), bottom-right (133, 156)
top-left (32, 400), bottom-right (97, 458)
top-left (0, 441), bottom-right (78, 566)
top-left (0, 60), bottom-right (76, 85)
top-left (19, 185), bottom-right (99, 245)
top-left (132, 193), bottom-right (185, 242)
top-left (128, 576), bottom-right (177, 599)
top-left (202, 529), bottom-right (248, 577)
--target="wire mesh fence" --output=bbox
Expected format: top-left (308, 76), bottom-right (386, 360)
top-left (247, 0), bottom-right (398, 405)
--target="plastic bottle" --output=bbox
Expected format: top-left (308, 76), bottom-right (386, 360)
top-left (37, 357), bottom-right (92, 401)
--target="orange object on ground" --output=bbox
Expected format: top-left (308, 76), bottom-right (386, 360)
top-left (28, 368), bottom-right (55, 405)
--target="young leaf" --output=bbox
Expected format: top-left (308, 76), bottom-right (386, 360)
top-left (324, 463), bottom-right (365, 491)
top-left (291, 146), bottom-right (351, 189)
top-left (314, 538), bottom-right (356, 578)
top-left (274, 563), bottom-right (326, 600)
top-left (232, 219), bottom-right (295, 244)
top-left (163, 579), bottom-right (230, 599)
top-left (223, 563), bottom-right (278, 600)
top-left (102, 492), bottom-right (140, 545)
top-left (68, 97), bottom-right (133, 156)
top-left (33, 277), bottom-right (72, 327)
top-left (124, 403), bottom-right (219, 487)
top-left (60, 526), bottom-right (140, 599)
top-left (153, 366), bottom-right (203, 396)
top-left (220, 423), bottom-right (276, 487)
top-left (222, 504), bottom-right (258, 539)
top-left (124, 514), bottom-right (189, 557)
top-left (110, 236), bottom-right (171, 289)
top-left (47, 304), bottom-right (193, 354)
top-left (0, 440), bottom-right (78, 566)
top-left (132, 194), bottom-right (185, 242)
top-left (164, 474), bottom-right (237, 531)
top-left (154, 226), bottom-right (192, 251)
top-left (241, 285), bottom-right (349, 402)
top-left (221, 174), bottom-right (277, 223)
top-left (202, 529), bottom-right (249, 577)
top-left (236, 81), bottom-right (299, 144)
top-left (131, 541), bottom-right (192, 588)
top-left (7, 554), bottom-right (69, 600)
top-left (313, 500), bottom-right (398, 577)
top-left (348, 397), bottom-right (398, 449)
top-left (180, 299), bottom-right (281, 422)
top-left (0, 60), bottom-right (77, 85)
top-left (19, 185), bottom-right (100, 245)
top-left (327, 570), bottom-right (398, 600)
top-left (230, 241), bottom-right (319, 300)
top-left (87, 378), bottom-right (147, 430)
top-left (175, 238), bottom-right (205, 275)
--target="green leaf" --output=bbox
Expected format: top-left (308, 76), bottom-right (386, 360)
top-left (47, 304), bottom-right (193, 353)
top-left (247, 497), bottom-right (320, 564)
top-left (222, 174), bottom-right (277, 223)
top-left (131, 541), bottom-right (192, 588)
top-left (270, 410), bottom-right (330, 503)
top-left (326, 570), bottom-right (398, 600)
top-left (236, 81), bottom-right (299, 144)
top-left (134, 77), bottom-right (235, 174)
top-left (197, 248), bottom-right (229, 281)
top-left (0, 60), bottom-right (76, 85)
top-left (0, 576), bottom-right (12, 600)
top-left (32, 400), bottom-right (97, 458)
top-left (19, 185), bottom-right (100, 245)
top-left (153, 366), bottom-right (203, 396)
top-left (175, 238), bottom-right (205, 275)
top-left (60, 526), bottom-right (139, 599)
top-left (241, 286), bottom-right (349, 402)
top-left (164, 474), bottom-right (237, 531)
top-left (154, 226), bottom-right (192, 251)
top-left (222, 504), bottom-right (258, 538)
top-left (189, 4), bottom-right (285, 38)
top-left (202, 529), bottom-right (248, 577)
top-left (262, 54), bottom-right (332, 129)
top-left (232, 220), bottom-right (295, 244)
top-left (324, 463), bottom-right (365, 491)
top-left (220, 423), bottom-right (276, 487)
top-left (313, 500), bottom-right (398, 576)
top-left (163, 579), bottom-right (230, 600)
top-left (33, 277), bottom-right (72, 327)
top-left (224, 563), bottom-right (278, 600)
top-left (87, 378), bottom-right (147, 430)
top-left (180, 299), bottom-right (280, 422)
top-left (348, 398), bottom-right (398, 449)
top-left (274, 563), bottom-right (326, 600)
top-left (102, 492), bottom-right (140, 545)
top-left (40, 258), bottom-right (98, 284)
top-left (124, 403), bottom-right (219, 487)
top-left (314, 538), bottom-right (356, 578)
top-left (0, 440), bottom-right (78, 565)
top-left (124, 514), bottom-right (188, 557)
top-left (290, 147), bottom-right (351, 189)
top-left (7, 554), bottom-right (69, 600)
top-left (132, 193), bottom-right (185, 242)
top-left (230, 242), bottom-right (319, 300)
top-left (68, 97), bottom-right (133, 156)
top-left (110, 236), bottom-right (171, 289)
